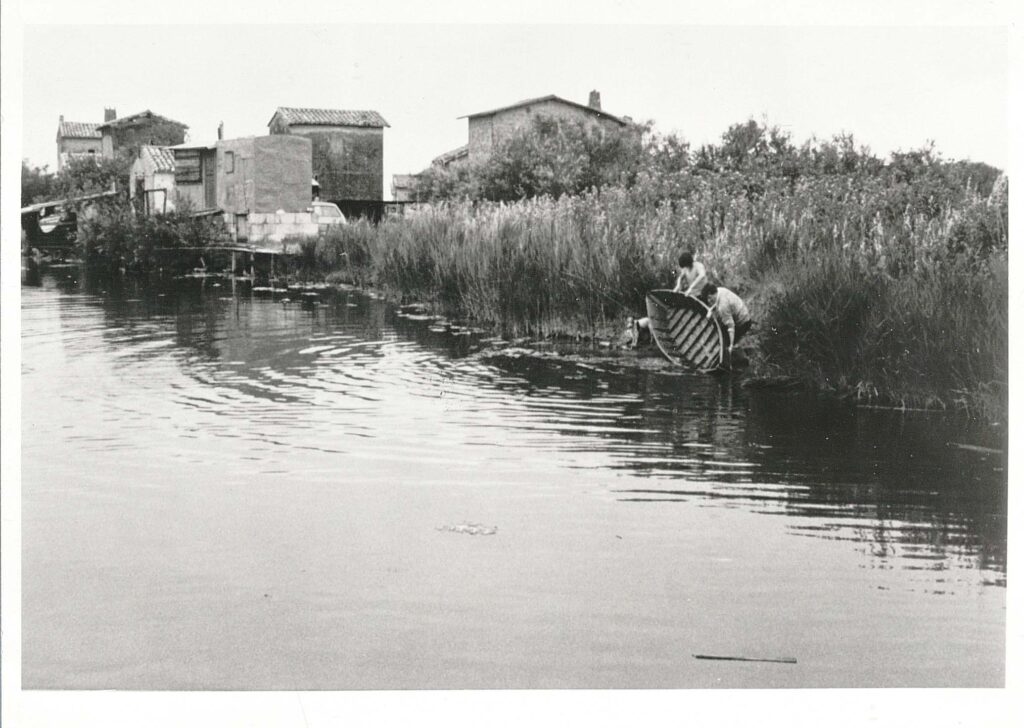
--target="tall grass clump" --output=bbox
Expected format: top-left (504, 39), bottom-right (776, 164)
top-left (753, 192), bottom-right (1007, 414)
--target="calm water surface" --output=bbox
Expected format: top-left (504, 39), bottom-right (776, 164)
top-left (21, 269), bottom-right (1006, 689)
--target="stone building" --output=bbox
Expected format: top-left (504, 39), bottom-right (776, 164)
top-left (268, 107), bottom-right (389, 219)
top-left (460, 91), bottom-right (630, 165)
top-left (98, 110), bottom-right (188, 160)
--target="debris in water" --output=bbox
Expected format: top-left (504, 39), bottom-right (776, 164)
top-left (693, 654), bottom-right (796, 664)
top-left (437, 523), bottom-right (498, 536)
top-left (948, 442), bottom-right (1002, 455)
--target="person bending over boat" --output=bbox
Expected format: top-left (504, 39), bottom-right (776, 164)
top-left (704, 283), bottom-right (753, 356)
top-left (672, 251), bottom-right (708, 300)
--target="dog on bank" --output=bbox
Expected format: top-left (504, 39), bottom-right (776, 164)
top-left (621, 315), bottom-right (652, 349)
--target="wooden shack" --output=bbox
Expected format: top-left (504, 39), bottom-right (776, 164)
top-left (130, 145), bottom-right (177, 214)
top-left (171, 141), bottom-right (218, 211)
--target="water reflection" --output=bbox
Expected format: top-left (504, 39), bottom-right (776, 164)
top-left (28, 271), bottom-right (1007, 582)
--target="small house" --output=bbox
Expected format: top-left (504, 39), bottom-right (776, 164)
top-left (460, 91), bottom-right (630, 165)
top-left (55, 114), bottom-right (104, 170)
top-left (268, 107), bottom-right (389, 220)
top-left (391, 173), bottom-right (424, 202)
top-left (130, 145), bottom-right (177, 214)
top-left (173, 134), bottom-right (320, 244)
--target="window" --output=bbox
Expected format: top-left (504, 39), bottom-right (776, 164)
top-left (225, 151), bottom-right (234, 174)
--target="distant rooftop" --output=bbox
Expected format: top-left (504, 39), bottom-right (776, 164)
top-left (270, 107), bottom-right (390, 128)
top-left (460, 94), bottom-right (628, 126)
top-left (432, 144), bottom-right (469, 166)
top-left (139, 145), bottom-right (176, 173)
top-left (58, 120), bottom-right (101, 139)
top-left (97, 110), bottom-right (188, 130)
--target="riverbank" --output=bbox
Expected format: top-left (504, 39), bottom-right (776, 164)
top-left (272, 179), bottom-right (1006, 420)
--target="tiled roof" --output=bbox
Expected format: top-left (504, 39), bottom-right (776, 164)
top-left (97, 110), bottom-right (188, 130)
top-left (271, 107), bottom-right (390, 128)
top-left (460, 95), bottom-right (628, 125)
top-left (432, 145), bottom-right (469, 166)
top-left (141, 145), bottom-right (176, 172)
top-left (58, 120), bottom-right (102, 139)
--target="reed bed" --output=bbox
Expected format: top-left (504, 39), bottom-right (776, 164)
top-left (297, 175), bottom-right (1006, 415)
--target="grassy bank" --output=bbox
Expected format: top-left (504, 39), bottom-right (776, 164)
top-left (289, 173), bottom-right (1007, 418)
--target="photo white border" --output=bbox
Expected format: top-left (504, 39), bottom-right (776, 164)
top-left (2, 2), bottom-right (1019, 726)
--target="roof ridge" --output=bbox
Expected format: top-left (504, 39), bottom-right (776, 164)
top-left (460, 94), bottom-right (627, 125)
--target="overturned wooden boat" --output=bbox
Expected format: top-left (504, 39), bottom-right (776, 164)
top-left (645, 289), bottom-right (724, 372)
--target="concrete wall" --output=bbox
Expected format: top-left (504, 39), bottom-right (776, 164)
top-left (230, 211), bottom-right (320, 245)
top-left (175, 182), bottom-right (204, 210)
top-left (467, 99), bottom-right (626, 165)
top-left (216, 135), bottom-right (311, 215)
top-left (216, 137), bottom-right (257, 215)
top-left (274, 124), bottom-right (384, 202)
top-left (253, 135), bottom-right (312, 213)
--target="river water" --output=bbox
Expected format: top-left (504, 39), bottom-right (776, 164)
top-left (21, 269), bottom-right (1006, 689)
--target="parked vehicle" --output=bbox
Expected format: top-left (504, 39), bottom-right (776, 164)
top-left (310, 201), bottom-right (347, 226)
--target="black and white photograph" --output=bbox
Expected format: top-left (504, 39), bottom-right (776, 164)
top-left (1, 1), bottom-right (1018, 726)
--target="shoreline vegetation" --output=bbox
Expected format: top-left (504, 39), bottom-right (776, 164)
top-left (24, 119), bottom-right (1008, 420)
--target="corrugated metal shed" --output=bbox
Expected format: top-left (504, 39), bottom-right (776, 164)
top-left (270, 107), bottom-right (390, 128)
top-left (141, 145), bottom-right (176, 172)
top-left (57, 121), bottom-right (102, 139)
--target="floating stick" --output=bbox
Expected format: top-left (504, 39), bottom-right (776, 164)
top-left (693, 654), bottom-right (797, 664)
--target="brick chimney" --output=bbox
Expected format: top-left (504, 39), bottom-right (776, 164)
top-left (59, 114), bottom-right (64, 123)
top-left (104, 108), bottom-right (117, 122)
top-left (588, 90), bottom-right (601, 110)
top-left (218, 121), bottom-right (224, 140)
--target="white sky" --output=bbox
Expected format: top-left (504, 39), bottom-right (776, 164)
top-left (17, 22), bottom-right (1009, 197)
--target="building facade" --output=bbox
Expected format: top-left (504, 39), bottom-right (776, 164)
top-left (55, 115), bottom-right (104, 170)
top-left (268, 107), bottom-right (389, 219)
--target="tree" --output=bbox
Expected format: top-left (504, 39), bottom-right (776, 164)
top-left (21, 160), bottom-right (57, 206)
top-left (473, 116), bottom-right (648, 201)
top-left (53, 155), bottom-right (131, 199)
